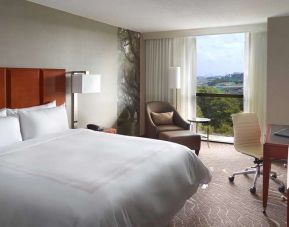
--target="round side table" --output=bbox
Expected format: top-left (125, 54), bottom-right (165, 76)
top-left (188, 117), bottom-right (211, 145)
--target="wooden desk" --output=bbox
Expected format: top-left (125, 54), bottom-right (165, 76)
top-left (263, 124), bottom-right (289, 213)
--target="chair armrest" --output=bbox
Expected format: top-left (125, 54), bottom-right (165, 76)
top-left (174, 111), bottom-right (190, 130)
top-left (145, 111), bottom-right (158, 138)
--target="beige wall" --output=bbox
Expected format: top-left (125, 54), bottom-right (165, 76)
top-left (0, 0), bottom-right (118, 128)
top-left (267, 16), bottom-right (289, 124)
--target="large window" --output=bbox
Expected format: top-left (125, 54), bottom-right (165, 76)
top-left (196, 33), bottom-right (245, 138)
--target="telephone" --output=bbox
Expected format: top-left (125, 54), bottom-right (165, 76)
top-left (87, 124), bottom-right (104, 131)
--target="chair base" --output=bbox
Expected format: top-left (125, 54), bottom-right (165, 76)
top-left (228, 162), bottom-right (286, 194)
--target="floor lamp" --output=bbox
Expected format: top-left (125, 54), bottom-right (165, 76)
top-left (169, 67), bottom-right (181, 110)
top-left (71, 71), bottom-right (101, 128)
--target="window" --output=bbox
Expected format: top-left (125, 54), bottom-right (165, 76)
top-left (196, 33), bottom-right (245, 139)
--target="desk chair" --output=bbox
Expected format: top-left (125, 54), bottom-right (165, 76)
top-left (229, 112), bottom-right (285, 194)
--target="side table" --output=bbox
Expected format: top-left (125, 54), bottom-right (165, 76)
top-left (188, 117), bottom-right (211, 145)
top-left (103, 128), bottom-right (117, 134)
top-left (87, 124), bottom-right (117, 134)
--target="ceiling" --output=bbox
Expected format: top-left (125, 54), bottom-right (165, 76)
top-left (28, 0), bottom-right (289, 33)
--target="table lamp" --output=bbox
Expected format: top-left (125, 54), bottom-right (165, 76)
top-left (71, 71), bottom-right (101, 128)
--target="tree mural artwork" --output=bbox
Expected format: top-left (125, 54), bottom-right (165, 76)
top-left (117, 28), bottom-right (141, 136)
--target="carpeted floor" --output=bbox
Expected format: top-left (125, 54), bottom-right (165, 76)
top-left (169, 142), bottom-right (287, 227)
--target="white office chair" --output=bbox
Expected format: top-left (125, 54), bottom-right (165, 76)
top-left (229, 112), bottom-right (285, 194)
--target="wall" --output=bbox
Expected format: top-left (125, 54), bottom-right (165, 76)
top-left (0, 0), bottom-right (118, 128)
top-left (267, 16), bottom-right (289, 124)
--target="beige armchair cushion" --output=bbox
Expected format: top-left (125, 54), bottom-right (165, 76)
top-left (151, 112), bottom-right (174, 125)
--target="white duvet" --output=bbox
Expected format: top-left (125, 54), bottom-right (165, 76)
top-left (0, 129), bottom-right (211, 227)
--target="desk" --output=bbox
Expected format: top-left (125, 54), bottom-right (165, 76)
top-left (263, 124), bottom-right (289, 213)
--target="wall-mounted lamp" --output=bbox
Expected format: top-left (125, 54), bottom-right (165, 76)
top-left (169, 67), bottom-right (181, 109)
top-left (68, 71), bottom-right (101, 128)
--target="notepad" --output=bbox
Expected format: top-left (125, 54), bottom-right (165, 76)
top-left (273, 128), bottom-right (289, 138)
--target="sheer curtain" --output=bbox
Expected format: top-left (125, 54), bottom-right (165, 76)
top-left (146, 39), bottom-right (171, 102)
top-left (145, 37), bottom-right (197, 119)
top-left (244, 31), bottom-right (267, 142)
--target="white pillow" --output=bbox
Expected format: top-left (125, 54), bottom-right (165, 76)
top-left (19, 105), bottom-right (69, 140)
top-left (0, 108), bottom-right (6, 117)
top-left (0, 116), bottom-right (22, 147)
top-left (6, 100), bottom-right (56, 116)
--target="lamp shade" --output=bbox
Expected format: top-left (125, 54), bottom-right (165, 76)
top-left (72, 74), bottom-right (101, 93)
top-left (169, 67), bottom-right (181, 89)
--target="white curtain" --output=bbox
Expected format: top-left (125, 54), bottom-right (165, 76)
top-left (146, 39), bottom-right (171, 102)
top-left (244, 31), bottom-right (267, 142)
top-left (145, 37), bottom-right (197, 119)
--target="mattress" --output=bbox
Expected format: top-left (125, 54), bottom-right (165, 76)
top-left (0, 129), bottom-right (211, 227)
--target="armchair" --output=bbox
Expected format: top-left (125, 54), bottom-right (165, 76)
top-left (145, 101), bottom-right (190, 139)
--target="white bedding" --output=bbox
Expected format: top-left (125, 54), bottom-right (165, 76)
top-left (0, 129), bottom-right (211, 227)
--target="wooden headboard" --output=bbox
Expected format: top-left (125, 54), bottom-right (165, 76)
top-left (0, 68), bottom-right (65, 109)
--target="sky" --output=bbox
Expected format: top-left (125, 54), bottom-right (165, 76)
top-left (196, 33), bottom-right (245, 77)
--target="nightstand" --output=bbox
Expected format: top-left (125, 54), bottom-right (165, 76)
top-left (103, 128), bottom-right (117, 134)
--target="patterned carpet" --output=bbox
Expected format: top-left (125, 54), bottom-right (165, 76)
top-left (169, 142), bottom-right (287, 227)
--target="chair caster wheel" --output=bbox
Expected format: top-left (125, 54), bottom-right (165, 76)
top-left (278, 185), bottom-right (285, 193)
top-left (228, 176), bottom-right (234, 182)
top-left (250, 187), bottom-right (256, 193)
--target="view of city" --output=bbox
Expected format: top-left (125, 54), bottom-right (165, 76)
top-left (197, 72), bottom-right (243, 95)
top-left (196, 73), bottom-right (243, 137)
top-left (196, 33), bottom-right (245, 138)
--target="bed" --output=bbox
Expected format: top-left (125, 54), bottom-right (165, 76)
top-left (0, 67), bottom-right (211, 227)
